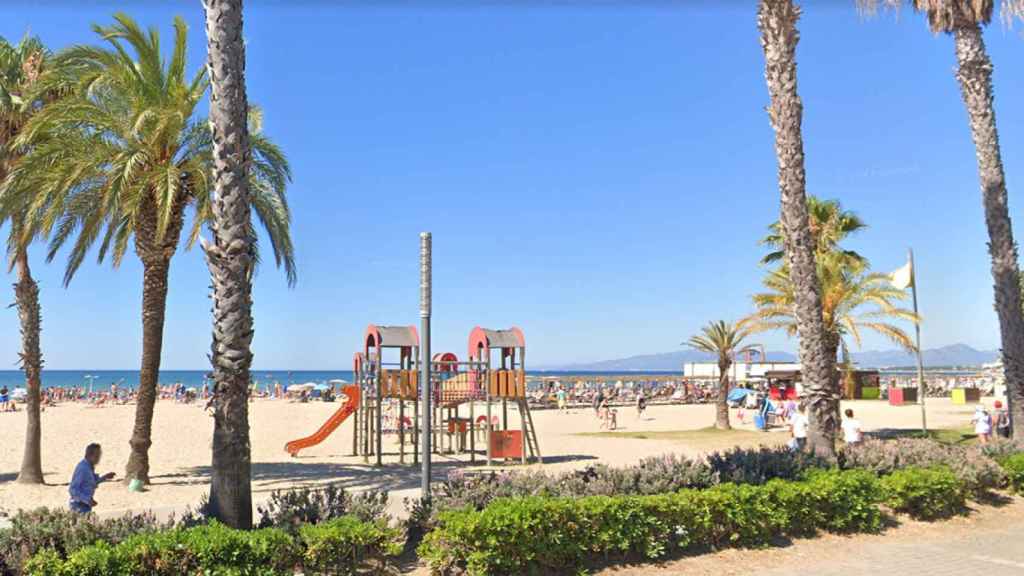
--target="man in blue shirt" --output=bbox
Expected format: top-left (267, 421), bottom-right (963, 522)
top-left (69, 443), bottom-right (115, 514)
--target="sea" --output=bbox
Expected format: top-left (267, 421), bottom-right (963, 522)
top-left (0, 370), bottom-right (356, 392)
top-left (0, 367), bottom-right (979, 393)
top-left (0, 369), bottom-right (681, 392)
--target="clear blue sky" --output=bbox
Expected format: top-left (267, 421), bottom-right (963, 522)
top-left (0, 1), bottom-right (1022, 369)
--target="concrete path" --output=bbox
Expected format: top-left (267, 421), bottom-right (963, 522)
top-left (600, 497), bottom-right (1024, 576)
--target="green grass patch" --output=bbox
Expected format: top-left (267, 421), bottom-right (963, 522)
top-left (869, 426), bottom-right (977, 445)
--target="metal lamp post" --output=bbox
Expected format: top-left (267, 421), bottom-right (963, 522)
top-left (419, 233), bottom-right (432, 498)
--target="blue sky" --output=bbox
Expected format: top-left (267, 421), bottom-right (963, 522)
top-left (0, 1), bottom-right (1022, 369)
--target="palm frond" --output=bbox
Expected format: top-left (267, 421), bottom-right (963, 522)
top-left (2, 14), bottom-right (294, 286)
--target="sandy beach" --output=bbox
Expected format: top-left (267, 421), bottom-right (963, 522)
top-left (0, 397), bottom-right (983, 519)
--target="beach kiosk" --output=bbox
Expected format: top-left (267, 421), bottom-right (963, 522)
top-left (951, 387), bottom-right (981, 405)
top-left (765, 370), bottom-right (800, 401)
top-left (468, 326), bottom-right (541, 465)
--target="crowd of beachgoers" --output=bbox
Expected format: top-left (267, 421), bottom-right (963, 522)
top-left (0, 371), bottom-right (1002, 415)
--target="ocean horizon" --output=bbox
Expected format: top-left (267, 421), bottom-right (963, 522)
top-left (0, 369), bottom-right (682, 390)
top-left (0, 367), bottom-right (978, 391)
top-left (0, 370), bottom-right (358, 391)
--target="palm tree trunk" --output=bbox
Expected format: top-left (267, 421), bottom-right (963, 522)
top-left (952, 25), bottom-right (1024, 441)
top-left (15, 247), bottom-right (44, 484)
top-left (204, 0), bottom-right (255, 530)
top-left (716, 359), bottom-right (732, 430)
top-left (758, 0), bottom-right (836, 457)
top-left (124, 254), bottom-right (171, 484)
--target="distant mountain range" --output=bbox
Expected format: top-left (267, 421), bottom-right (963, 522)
top-left (544, 343), bottom-right (999, 371)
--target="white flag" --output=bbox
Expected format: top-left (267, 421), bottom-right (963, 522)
top-left (890, 259), bottom-right (913, 290)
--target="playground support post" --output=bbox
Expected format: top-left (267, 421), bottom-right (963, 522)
top-left (420, 232), bottom-right (433, 498)
top-left (375, 354), bottom-right (383, 466)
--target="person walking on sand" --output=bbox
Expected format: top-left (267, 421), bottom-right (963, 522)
top-left (556, 386), bottom-right (568, 413)
top-left (788, 404), bottom-right (808, 451)
top-left (973, 405), bottom-right (992, 444)
top-left (636, 389), bottom-right (647, 419)
top-left (69, 443), bottom-right (116, 514)
top-left (993, 400), bottom-right (1011, 439)
top-left (841, 408), bottom-right (863, 445)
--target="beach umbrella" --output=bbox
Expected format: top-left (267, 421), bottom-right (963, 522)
top-left (727, 388), bottom-right (753, 403)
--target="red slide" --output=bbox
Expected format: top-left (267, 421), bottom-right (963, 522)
top-left (284, 385), bottom-right (361, 456)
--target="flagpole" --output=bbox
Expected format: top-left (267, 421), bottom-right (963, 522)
top-left (909, 248), bottom-right (927, 433)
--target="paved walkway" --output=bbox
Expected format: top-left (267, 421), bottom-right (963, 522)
top-left (758, 517), bottom-right (1024, 576)
top-left (599, 497), bottom-right (1024, 576)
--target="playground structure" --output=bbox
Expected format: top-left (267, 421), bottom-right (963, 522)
top-left (284, 325), bottom-right (541, 466)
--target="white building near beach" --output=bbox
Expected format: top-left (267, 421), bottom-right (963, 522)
top-left (682, 361), bottom-right (801, 383)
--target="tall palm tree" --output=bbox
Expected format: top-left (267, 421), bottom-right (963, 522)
top-left (686, 320), bottom-right (758, 430)
top-left (1, 14), bottom-right (295, 483)
top-left (203, 0), bottom-right (256, 529)
top-left (856, 0), bottom-right (1024, 439)
top-left (760, 196), bottom-right (867, 266)
top-left (757, 0), bottom-right (837, 457)
top-left (0, 35), bottom-right (49, 484)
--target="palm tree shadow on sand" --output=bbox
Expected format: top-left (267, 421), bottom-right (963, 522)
top-left (152, 454), bottom-right (597, 495)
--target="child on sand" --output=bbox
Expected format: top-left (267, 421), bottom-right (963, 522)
top-left (973, 405), bottom-right (992, 444)
top-left (787, 404), bottom-right (808, 451)
top-left (841, 408), bottom-right (863, 445)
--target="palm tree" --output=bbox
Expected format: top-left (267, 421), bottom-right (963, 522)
top-left (856, 0), bottom-right (1024, 439)
top-left (203, 0), bottom-right (256, 529)
top-left (1, 14), bottom-right (295, 484)
top-left (0, 35), bottom-right (48, 484)
top-left (757, 0), bottom-right (837, 457)
top-left (748, 253), bottom-right (917, 408)
top-left (760, 196), bottom-right (867, 266)
top-left (686, 320), bottom-right (758, 430)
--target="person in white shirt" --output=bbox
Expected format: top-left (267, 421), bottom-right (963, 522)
top-left (788, 404), bottom-right (808, 451)
top-left (972, 405), bottom-right (992, 444)
top-left (841, 408), bottom-right (863, 445)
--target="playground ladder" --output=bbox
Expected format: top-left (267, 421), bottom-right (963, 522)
top-left (517, 398), bottom-right (543, 464)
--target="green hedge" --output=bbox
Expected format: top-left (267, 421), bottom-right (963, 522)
top-left (880, 467), bottom-right (966, 521)
top-left (24, 516), bottom-right (400, 576)
top-left (300, 516), bottom-right (403, 575)
top-left (419, 469), bottom-right (882, 575)
top-left (999, 453), bottom-right (1024, 494)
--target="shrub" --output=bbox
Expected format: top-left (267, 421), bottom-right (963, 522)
top-left (840, 438), bottom-right (1004, 496)
top-left (25, 522), bottom-right (298, 576)
top-left (707, 446), bottom-right (828, 485)
top-left (431, 454), bottom-right (712, 516)
top-left (256, 484), bottom-right (389, 534)
top-left (999, 453), bottom-right (1024, 493)
top-left (299, 516), bottom-right (403, 575)
top-left (419, 469), bottom-right (882, 575)
top-left (980, 438), bottom-right (1024, 461)
top-left (799, 468), bottom-right (883, 533)
top-left (880, 467), bottom-right (966, 521)
top-left (0, 508), bottom-right (166, 576)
